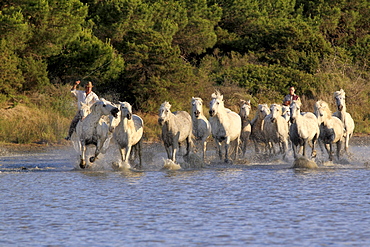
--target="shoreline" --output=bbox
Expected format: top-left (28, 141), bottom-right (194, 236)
top-left (1, 134), bottom-right (369, 156)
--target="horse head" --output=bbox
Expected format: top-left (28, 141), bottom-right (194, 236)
top-left (93, 99), bottom-right (119, 118)
top-left (270, 104), bottom-right (282, 123)
top-left (191, 97), bottom-right (203, 118)
top-left (257, 104), bottom-right (270, 120)
top-left (158, 101), bottom-right (171, 126)
top-left (314, 100), bottom-right (331, 124)
top-left (282, 105), bottom-right (290, 122)
top-left (209, 91), bottom-right (224, 117)
top-left (120, 102), bottom-right (133, 120)
top-left (239, 100), bottom-right (251, 120)
top-left (290, 100), bottom-right (301, 123)
top-left (334, 89), bottom-right (346, 111)
top-left (79, 102), bottom-right (91, 120)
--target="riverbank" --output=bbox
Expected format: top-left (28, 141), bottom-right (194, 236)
top-left (1, 133), bottom-right (369, 157)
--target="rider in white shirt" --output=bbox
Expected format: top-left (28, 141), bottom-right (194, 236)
top-left (66, 80), bottom-right (99, 140)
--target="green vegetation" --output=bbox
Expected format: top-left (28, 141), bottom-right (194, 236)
top-left (1, 0), bottom-right (369, 143)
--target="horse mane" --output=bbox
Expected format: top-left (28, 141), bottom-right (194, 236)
top-left (251, 104), bottom-right (268, 122)
top-left (192, 97), bottom-right (203, 103)
top-left (291, 99), bottom-right (301, 107)
top-left (211, 90), bottom-right (223, 101)
top-left (239, 99), bottom-right (250, 107)
top-left (333, 89), bottom-right (345, 98)
top-left (161, 101), bottom-right (171, 109)
top-left (315, 100), bottom-right (334, 122)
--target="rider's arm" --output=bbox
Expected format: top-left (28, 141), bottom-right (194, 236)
top-left (71, 80), bottom-right (80, 91)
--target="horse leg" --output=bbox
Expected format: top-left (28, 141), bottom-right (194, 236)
top-left (185, 136), bottom-right (191, 157)
top-left (292, 144), bottom-right (297, 159)
top-left (202, 139), bottom-right (207, 162)
top-left (310, 136), bottom-right (318, 158)
top-left (302, 143), bottom-right (307, 157)
top-left (125, 145), bottom-right (132, 165)
top-left (336, 141), bottom-right (341, 161)
top-left (215, 139), bottom-right (223, 160)
top-left (234, 137), bottom-right (240, 160)
top-left (80, 143), bottom-right (87, 169)
top-left (164, 144), bottom-right (172, 160)
top-left (224, 137), bottom-right (231, 163)
top-left (282, 140), bottom-right (288, 160)
top-left (137, 141), bottom-right (142, 169)
top-left (241, 139), bottom-right (247, 157)
top-left (172, 138), bottom-right (179, 162)
top-left (118, 147), bottom-right (127, 164)
top-left (345, 135), bottom-right (349, 153)
top-left (90, 139), bottom-right (104, 163)
top-left (325, 143), bottom-right (333, 161)
top-left (253, 139), bottom-right (259, 153)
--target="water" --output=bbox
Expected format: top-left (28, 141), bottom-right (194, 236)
top-left (1, 141), bottom-right (370, 246)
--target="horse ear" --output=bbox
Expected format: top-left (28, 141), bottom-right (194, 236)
top-left (247, 100), bottom-right (251, 105)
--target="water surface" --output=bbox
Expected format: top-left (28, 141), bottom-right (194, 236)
top-left (1, 141), bottom-right (370, 246)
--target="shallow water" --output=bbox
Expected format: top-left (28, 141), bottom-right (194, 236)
top-left (1, 141), bottom-right (370, 246)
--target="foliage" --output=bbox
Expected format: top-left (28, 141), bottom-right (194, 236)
top-left (1, 0), bottom-right (370, 143)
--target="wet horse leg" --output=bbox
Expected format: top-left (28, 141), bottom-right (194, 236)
top-left (202, 139), bottom-right (207, 161)
top-left (215, 139), bottom-right (223, 160)
top-left (224, 137), bottom-right (231, 163)
top-left (185, 136), bottom-right (191, 157)
top-left (90, 138), bottom-right (104, 163)
top-left (125, 145), bottom-right (132, 164)
top-left (80, 142), bottom-right (87, 169)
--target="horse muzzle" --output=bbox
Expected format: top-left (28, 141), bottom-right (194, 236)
top-left (111, 107), bottom-right (119, 118)
top-left (209, 110), bottom-right (215, 117)
top-left (158, 118), bottom-right (164, 126)
top-left (194, 111), bottom-right (200, 118)
top-left (337, 105), bottom-right (343, 111)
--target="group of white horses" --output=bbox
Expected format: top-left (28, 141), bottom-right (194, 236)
top-left (159, 89), bottom-right (355, 165)
top-left (71, 89), bottom-right (354, 169)
top-left (248, 89), bottom-right (354, 162)
top-left (71, 99), bottom-right (144, 169)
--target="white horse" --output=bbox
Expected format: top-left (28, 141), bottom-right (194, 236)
top-left (74, 99), bottom-right (119, 169)
top-left (333, 89), bottom-right (355, 153)
top-left (263, 104), bottom-right (289, 159)
top-left (250, 104), bottom-right (270, 153)
top-left (209, 91), bottom-right (241, 163)
top-left (158, 101), bottom-right (193, 163)
top-left (109, 102), bottom-right (144, 169)
top-left (79, 102), bottom-right (92, 119)
top-left (282, 105), bottom-right (291, 125)
top-left (239, 99), bottom-right (252, 157)
top-left (314, 100), bottom-right (344, 161)
top-left (191, 97), bottom-right (211, 162)
top-left (289, 100), bottom-right (320, 159)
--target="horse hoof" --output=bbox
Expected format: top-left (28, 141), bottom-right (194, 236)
top-left (89, 157), bottom-right (96, 163)
top-left (80, 162), bottom-right (86, 169)
top-left (224, 159), bottom-right (232, 164)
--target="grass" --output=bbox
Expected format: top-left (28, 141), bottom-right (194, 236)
top-left (0, 82), bottom-right (369, 145)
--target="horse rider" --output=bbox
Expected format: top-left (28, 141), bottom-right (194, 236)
top-left (65, 80), bottom-right (99, 140)
top-left (283, 86), bottom-right (301, 106)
